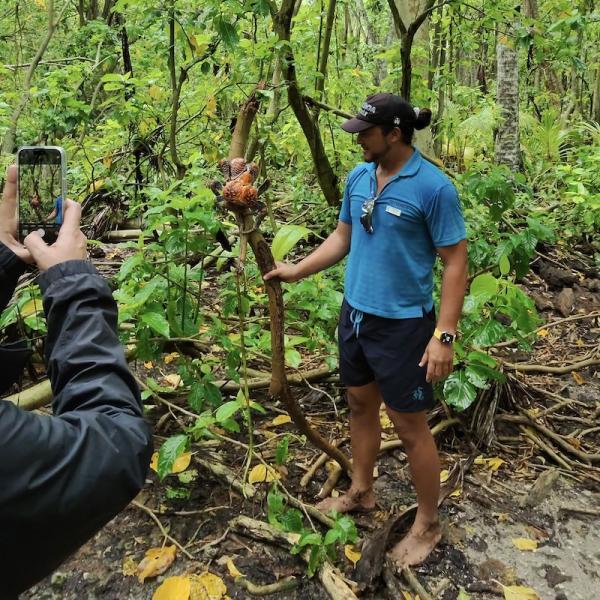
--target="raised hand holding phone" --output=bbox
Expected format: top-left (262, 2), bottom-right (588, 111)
top-left (24, 199), bottom-right (87, 271)
top-left (0, 165), bottom-right (33, 264)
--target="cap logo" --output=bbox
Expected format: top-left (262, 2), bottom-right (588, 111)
top-left (358, 102), bottom-right (377, 117)
top-left (393, 117), bottom-right (401, 125)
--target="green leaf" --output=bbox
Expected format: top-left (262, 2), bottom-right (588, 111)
top-left (141, 311), bottom-right (170, 338)
top-left (271, 225), bottom-right (311, 261)
top-left (280, 508), bottom-right (304, 533)
top-left (294, 531), bottom-right (322, 548)
top-left (443, 371), bottom-right (477, 412)
top-left (157, 434), bottom-right (188, 480)
top-left (470, 273), bottom-right (499, 299)
top-left (499, 254), bottom-right (510, 276)
top-left (188, 382), bottom-right (204, 412)
top-left (465, 365), bottom-right (491, 389)
top-left (275, 435), bottom-right (289, 466)
top-left (467, 350), bottom-right (497, 368)
top-left (324, 528), bottom-right (341, 545)
top-left (215, 399), bottom-right (242, 423)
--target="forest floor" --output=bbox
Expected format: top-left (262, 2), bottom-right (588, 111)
top-left (22, 244), bottom-right (599, 600)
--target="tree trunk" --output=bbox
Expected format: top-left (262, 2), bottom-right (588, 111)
top-left (315, 0), bottom-right (337, 100)
top-left (2, 0), bottom-right (69, 154)
top-left (495, 39), bottom-right (521, 171)
top-left (592, 67), bottom-right (600, 123)
top-left (271, 0), bottom-right (340, 206)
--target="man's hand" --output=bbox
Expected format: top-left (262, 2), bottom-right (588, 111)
top-left (419, 337), bottom-right (454, 384)
top-left (0, 165), bottom-right (33, 264)
top-left (264, 261), bottom-right (301, 283)
top-left (24, 200), bottom-right (87, 271)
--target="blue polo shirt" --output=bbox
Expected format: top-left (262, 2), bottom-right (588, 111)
top-left (339, 148), bottom-right (466, 319)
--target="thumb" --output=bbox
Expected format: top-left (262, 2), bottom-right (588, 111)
top-left (24, 230), bottom-right (48, 260)
top-left (418, 347), bottom-right (428, 368)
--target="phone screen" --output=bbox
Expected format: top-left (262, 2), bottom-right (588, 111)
top-left (17, 147), bottom-right (66, 244)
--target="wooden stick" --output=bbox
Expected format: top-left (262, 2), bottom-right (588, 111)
top-left (194, 457), bottom-right (256, 498)
top-left (500, 356), bottom-right (599, 374)
top-left (301, 438), bottom-right (347, 488)
top-left (501, 414), bottom-right (600, 463)
top-left (559, 505), bottom-right (600, 517)
top-left (520, 426), bottom-right (572, 471)
top-left (131, 500), bottom-right (195, 560)
top-left (235, 576), bottom-right (299, 595)
top-left (402, 566), bottom-right (434, 600)
top-left (230, 515), bottom-right (358, 600)
top-left (493, 311), bottom-right (600, 348)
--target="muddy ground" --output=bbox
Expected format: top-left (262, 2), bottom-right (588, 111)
top-left (19, 249), bottom-right (600, 600)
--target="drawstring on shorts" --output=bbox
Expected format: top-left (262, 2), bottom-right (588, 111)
top-left (350, 308), bottom-right (364, 338)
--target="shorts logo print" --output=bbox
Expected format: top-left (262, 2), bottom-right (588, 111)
top-left (412, 386), bottom-right (425, 402)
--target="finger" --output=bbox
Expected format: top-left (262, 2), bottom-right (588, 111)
top-left (24, 230), bottom-right (48, 260)
top-left (426, 360), bottom-right (435, 383)
top-left (263, 269), bottom-right (277, 281)
top-left (58, 199), bottom-right (82, 234)
top-left (418, 348), bottom-right (428, 368)
top-left (1, 165), bottom-right (17, 216)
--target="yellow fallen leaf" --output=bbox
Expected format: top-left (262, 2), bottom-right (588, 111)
top-left (344, 544), bottom-right (361, 567)
top-left (474, 454), bottom-right (485, 465)
top-left (190, 571), bottom-right (227, 599)
top-left (449, 487), bottom-right (462, 498)
top-left (136, 545), bottom-right (177, 583)
top-left (572, 372), bottom-right (585, 385)
top-left (537, 329), bottom-right (549, 337)
top-left (20, 298), bottom-right (42, 318)
top-left (440, 469), bottom-right (450, 483)
top-left (225, 558), bottom-right (242, 578)
top-left (493, 512), bottom-right (510, 522)
top-left (271, 414), bottom-right (292, 426)
top-left (122, 555), bottom-right (137, 576)
top-left (379, 410), bottom-right (393, 429)
top-left (88, 178), bottom-right (105, 193)
top-left (164, 374), bottom-right (182, 388)
top-left (503, 585), bottom-right (540, 600)
top-left (512, 538), bottom-right (538, 551)
top-left (576, 338), bottom-right (584, 347)
top-left (487, 457), bottom-right (505, 472)
top-left (165, 352), bottom-right (180, 364)
top-left (248, 464), bottom-right (280, 484)
top-left (172, 452), bottom-right (192, 473)
top-left (149, 452), bottom-right (191, 474)
top-left (153, 576), bottom-right (191, 600)
top-left (144, 361), bottom-right (154, 369)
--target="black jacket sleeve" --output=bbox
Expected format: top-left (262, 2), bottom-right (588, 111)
top-left (0, 242), bottom-right (27, 313)
top-left (0, 260), bottom-right (153, 597)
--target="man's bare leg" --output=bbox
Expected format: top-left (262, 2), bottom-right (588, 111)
top-left (386, 407), bottom-right (442, 566)
top-left (317, 382), bottom-right (381, 513)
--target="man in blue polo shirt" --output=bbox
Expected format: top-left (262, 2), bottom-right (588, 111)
top-left (265, 93), bottom-right (467, 566)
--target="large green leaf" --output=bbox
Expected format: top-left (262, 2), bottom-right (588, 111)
top-left (470, 273), bottom-right (499, 299)
top-left (141, 311), bottom-right (170, 338)
top-left (443, 371), bottom-right (477, 412)
top-left (157, 434), bottom-right (189, 480)
top-left (215, 399), bottom-right (242, 423)
top-left (271, 225), bottom-right (311, 261)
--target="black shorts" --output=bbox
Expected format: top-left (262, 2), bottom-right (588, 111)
top-left (338, 299), bottom-right (436, 413)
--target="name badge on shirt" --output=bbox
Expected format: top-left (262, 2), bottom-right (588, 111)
top-left (385, 205), bottom-right (402, 217)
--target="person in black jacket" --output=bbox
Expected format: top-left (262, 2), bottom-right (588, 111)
top-left (0, 165), bottom-right (153, 598)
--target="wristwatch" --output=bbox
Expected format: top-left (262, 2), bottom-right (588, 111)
top-left (433, 328), bottom-right (456, 345)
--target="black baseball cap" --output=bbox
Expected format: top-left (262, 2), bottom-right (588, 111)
top-left (341, 93), bottom-right (415, 133)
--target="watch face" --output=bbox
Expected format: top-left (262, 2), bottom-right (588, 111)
top-left (440, 332), bottom-right (454, 344)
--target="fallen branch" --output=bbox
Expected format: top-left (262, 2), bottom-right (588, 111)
top-left (234, 576), bottom-right (299, 596)
top-left (300, 438), bottom-right (348, 488)
top-left (500, 356), bottom-right (599, 374)
top-left (500, 414), bottom-right (600, 464)
top-left (5, 379), bottom-right (52, 411)
top-left (318, 418), bottom-right (460, 499)
top-left (492, 311), bottom-right (600, 348)
top-left (132, 500), bottom-right (194, 560)
top-left (401, 565), bottom-right (434, 600)
top-left (558, 505), bottom-right (600, 517)
top-left (230, 515), bottom-right (358, 600)
top-left (194, 456), bottom-right (256, 498)
top-left (519, 426), bottom-right (572, 470)
top-left (216, 366), bottom-right (332, 392)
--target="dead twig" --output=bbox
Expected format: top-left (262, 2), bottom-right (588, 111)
top-left (132, 500), bottom-right (195, 560)
top-left (234, 576), bottom-right (299, 596)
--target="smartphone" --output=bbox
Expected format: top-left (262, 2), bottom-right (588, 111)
top-left (16, 146), bottom-right (66, 244)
